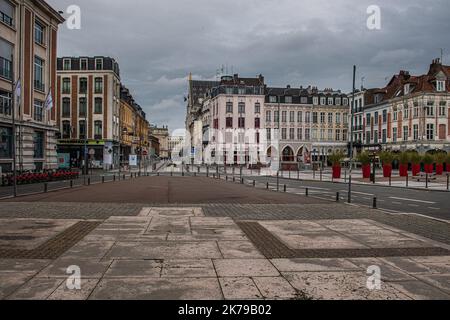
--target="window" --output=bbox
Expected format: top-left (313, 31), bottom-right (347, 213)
top-left (426, 104), bottom-right (434, 117)
top-left (79, 78), bottom-right (87, 94)
top-left (343, 113), bottom-right (348, 125)
top-left (382, 110), bottom-right (387, 123)
top-left (328, 113), bottom-right (333, 123)
top-left (238, 102), bottom-right (245, 114)
top-left (62, 121), bottom-right (71, 139)
top-left (393, 111), bottom-right (398, 121)
top-left (226, 102), bottom-right (233, 113)
top-left (413, 125), bottom-right (419, 140)
top-left (238, 117), bottom-right (245, 128)
top-left (335, 129), bottom-right (341, 141)
top-left (79, 120), bottom-right (86, 139)
top-left (366, 114), bottom-right (371, 125)
top-left (305, 112), bottom-right (311, 123)
top-left (79, 97), bottom-right (87, 117)
top-left (254, 118), bottom-right (260, 129)
top-left (336, 97), bottom-right (342, 105)
top-left (328, 129), bottom-right (333, 140)
top-left (33, 131), bottom-right (44, 159)
top-left (366, 132), bottom-right (371, 144)
top-left (274, 111), bottom-right (279, 123)
top-left (254, 102), bottom-right (261, 114)
top-left (269, 96), bottom-right (277, 103)
top-left (301, 97), bottom-right (308, 104)
top-left (33, 100), bottom-right (43, 122)
top-left (374, 130), bottom-right (378, 143)
top-left (0, 90), bottom-right (12, 116)
top-left (403, 126), bottom-right (408, 141)
top-left (34, 56), bottom-right (44, 91)
top-left (34, 20), bottom-right (45, 45)
top-left (426, 124), bottom-right (434, 140)
top-left (320, 112), bottom-right (325, 124)
top-left (328, 98), bottom-right (333, 105)
top-left (374, 112), bottom-right (379, 125)
top-left (414, 106), bottom-right (419, 118)
top-left (0, 38), bottom-right (13, 79)
top-left (312, 112), bottom-right (318, 124)
top-left (0, 0), bottom-right (14, 26)
top-left (305, 128), bottom-right (311, 140)
top-left (282, 111), bottom-right (287, 123)
top-left (343, 98), bottom-right (348, 106)
top-left (62, 78), bottom-right (71, 94)
top-left (290, 111), bottom-right (295, 123)
top-left (95, 58), bottom-right (103, 70)
top-left (298, 111), bottom-right (303, 123)
top-left (266, 129), bottom-right (271, 141)
top-left (320, 97), bottom-right (326, 105)
top-left (80, 58), bottom-right (88, 70)
top-left (62, 98), bottom-right (70, 117)
top-left (94, 77), bottom-right (103, 93)
top-left (281, 128), bottom-right (287, 140)
top-left (63, 59), bottom-right (71, 70)
top-left (404, 105), bottom-right (409, 119)
top-left (285, 96), bottom-right (292, 104)
top-left (297, 128), bottom-right (303, 140)
top-left (94, 121), bottom-right (102, 139)
top-left (94, 97), bottom-right (103, 114)
top-left (313, 97), bottom-right (318, 105)
top-left (392, 128), bottom-right (397, 143)
top-left (437, 81), bottom-right (445, 92)
top-left (289, 128), bottom-right (295, 140)
top-left (266, 110), bottom-right (271, 122)
top-left (336, 113), bottom-right (341, 125)
top-left (0, 126), bottom-right (12, 158)
top-left (439, 105), bottom-right (446, 116)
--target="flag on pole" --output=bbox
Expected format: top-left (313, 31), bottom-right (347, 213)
top-left (14, 78), bottom-right (21, 105)
top-left (44, 88), bottom-right (53, 110)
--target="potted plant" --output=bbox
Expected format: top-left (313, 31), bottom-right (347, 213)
top-left (379, 151), bottom-right (394, 178)
top-left (422, 154), bottom-right (434, 174)
top-left (329, 151), bottom-right (344, 179)
top-left (446, 153), bottom-right (450, 172)
top-left (409, 152), bottom-right (421, 176)
top-left (434, 153), bottom-right (446, 175)
top-left (398, 152), bottom-right (410, 177)
top-left (356, 152), bottom-right (371, 179)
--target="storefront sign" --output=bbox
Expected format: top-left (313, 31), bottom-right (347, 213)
top-left (129, 155), bottom-right (138, 166)
top-left (58, 139), bottom-right (105, 146)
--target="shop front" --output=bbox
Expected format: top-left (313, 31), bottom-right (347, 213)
top-left (57, 139), bottom-right (114, 170)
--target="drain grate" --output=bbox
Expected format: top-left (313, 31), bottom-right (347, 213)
top-left (237, 221), bottom-right (450, 259)
top-left (0, 221), bottom-right (101, 260)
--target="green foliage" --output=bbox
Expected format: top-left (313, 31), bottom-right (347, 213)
top-left (379, 151), bottom-right (394, 165)
top-left (398, 152), bottom-right (410, 165)
top-left (409, 152), bottom-right (421, 165)
top-left (434, 152), bottom-right (447, 164)
top-left (356, 152), bottom-right (371, 165)
top-left (328, 150), bottom-right (345, 166)
top-left (422, 153), bottom-right (434, 165)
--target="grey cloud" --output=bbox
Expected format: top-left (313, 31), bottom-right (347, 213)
top-left (48, 0), bottom-right (450, 130)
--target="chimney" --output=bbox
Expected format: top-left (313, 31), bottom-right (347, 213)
top-left (286, 85), bottom-right (291, 89)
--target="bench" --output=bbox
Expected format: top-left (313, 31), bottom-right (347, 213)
top-left (415, 173), bottom-right (437, 182)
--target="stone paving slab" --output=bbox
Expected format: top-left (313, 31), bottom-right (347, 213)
top-left (1, 206), bottom-right (450, 300)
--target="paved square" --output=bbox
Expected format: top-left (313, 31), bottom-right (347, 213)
top-left (0, 206), bottom-right (449, 300)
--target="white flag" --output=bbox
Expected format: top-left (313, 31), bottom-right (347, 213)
top-left (44, 89), bottom-right (53, 110)
top-left (14, 78), bottom-right (21, 104)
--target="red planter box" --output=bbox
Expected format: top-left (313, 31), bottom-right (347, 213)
top-left (412, 164), bottom-right (421, 176)
top-left (399, 164), bottom-right (408, 177)
top-left (424, 164), bottom-right (434, 174)
top-left (436, 164), bottom-right (444, 175)
top-left (362, 164), bottom-right (371, 179)
top-left (447, 163), bottom-right (450, 172)
top-left (332, 166), bottom-right (342, 179)
top-left (383, 164), bottom-right (392, 178)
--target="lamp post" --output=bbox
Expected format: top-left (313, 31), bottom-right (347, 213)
top-left (348, 65), bottom-right (356, 204)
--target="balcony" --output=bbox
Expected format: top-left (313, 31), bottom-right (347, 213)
top-left (0, 57), bottom-right (12, 80)
top-left (34, 80), bottom-right (45, 92)
top-left (0, 12), bottom-right (13, 27)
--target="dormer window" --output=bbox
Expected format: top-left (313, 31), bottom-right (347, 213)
top-left (404, 84), bottom-right (410, 95)
top-left (437, 81), bottom-right (445, 92)
top-left (285, 96), bottom-right (292, 104)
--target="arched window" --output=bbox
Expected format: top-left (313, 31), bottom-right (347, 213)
top-left (282, 147), bottom-right (295, 162)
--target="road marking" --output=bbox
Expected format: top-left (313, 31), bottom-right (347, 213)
top-left (428, 207), bottom-right (440, 210)
top-left (392, 202), bottom-right (402, 205)
top-left (408, 204), bottom-right (419, 207)
top-left (389, 197), bottom-right (436, 204)
top-left (341, 190), bottom-right (374, 196)
top-left (304, 186), bottom-right (331, 191)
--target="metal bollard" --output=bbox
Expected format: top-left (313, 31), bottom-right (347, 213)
top-left (426, 173), bottom-right (429, 189)
top-left (305, 188), bottom-right (309, 197)
top-left (233, 177), bottom-right (235, 182)
top-left (88, 178), bottom-right (91, 185)
top-left (389, 176), bottom-right (391, 186)
top-left (336, 192), bottom-right (340, 202)
top-left (253, 180), bottom-right (256, 187)
top-left (266, 182), bottom-right (269, 189)
top-left (447, 174), bottom-right (449, 191)
top-left (373, 197), bottom-right (377, 209)
top-left (123, 174), bottom-right (126, 180)
top-left (44, 183), bottom-right (48, 193)
top-left (241, 178), bottom-right (244, 184)
top-left (284, 185), bottom-right (287, 192)
top-left (406, 175), bottom-right (409, 188)
top-left (102, 176), bottom-right (105, 183)
top-left (70, 180), bottom-right (73, 188)
top-left (113, 175), bottom-right (116, 182)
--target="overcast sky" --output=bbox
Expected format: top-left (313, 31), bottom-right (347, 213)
top-left (48, 0), bottom-right (450, 132)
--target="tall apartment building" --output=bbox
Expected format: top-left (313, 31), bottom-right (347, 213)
top-left (206, 74), bottom-right (266, 165)
top-left (56, 56), bottom-right (121, 169)
top-left (265, 86), bottom-right (349, 170)
top-left (120, 85), bottom-right (149, 166)
top-left (356, 59), bottom-right (450, 153)
top-left (0, 0), bottom-right (64, 173)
